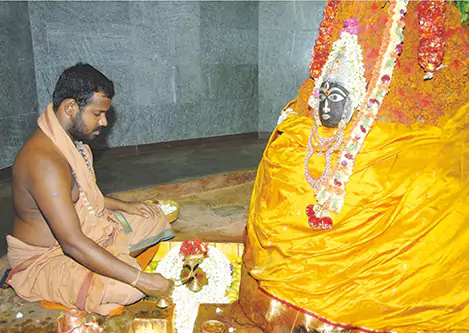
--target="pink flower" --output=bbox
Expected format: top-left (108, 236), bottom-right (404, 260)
top-left (395, 44), bottom-right (403, 55)
top-left (342, 17), bottom-right (360, 35)
top-left (313, 88), bottom-right (320, 98)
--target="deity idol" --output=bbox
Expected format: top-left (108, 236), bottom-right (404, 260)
top-left (315, 37), bottom-right (366, 129)
top-left (239, 1), bottom-right (469, 332)
top-left (303, 21), bottom-right (367, 229)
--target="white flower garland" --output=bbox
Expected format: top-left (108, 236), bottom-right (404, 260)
top-left (277, 108), bottom-right (297, 125)
top-left (155, 245), bottom-right (232, 333)
top-left (308, 0), bottom-right (409, 215)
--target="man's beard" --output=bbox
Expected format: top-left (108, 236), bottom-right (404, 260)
top-left (69, 110), bottom-right (102, 141)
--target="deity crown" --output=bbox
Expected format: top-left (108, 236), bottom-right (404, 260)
top-left (310, 18), bottom-right (367, 123)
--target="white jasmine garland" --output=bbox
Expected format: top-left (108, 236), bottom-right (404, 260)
top-left (309, 0), bottom-right (409, 216)
top-left (155, 245), bottom-right (232, 333)
top-left (277, 108), bottom-right (297, 125)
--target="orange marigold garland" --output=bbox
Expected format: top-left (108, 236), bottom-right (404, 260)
top-left (309, 0), bottom-right (341, 79)
top-left (418, 0), bottom-right (447, 79)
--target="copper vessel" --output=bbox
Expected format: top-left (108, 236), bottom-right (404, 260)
top-left (201, 320), bottom-right (225, 333)
top-left (56, 309), bottom-right (103, 333)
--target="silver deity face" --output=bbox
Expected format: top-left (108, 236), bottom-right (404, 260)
top-left (318, 81), bottom-right (350, 128)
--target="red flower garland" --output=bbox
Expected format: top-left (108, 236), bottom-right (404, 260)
top-left (418, 0), bottom-right (446, 74)
top-left (309, 0), bottom-right (341, 79)
top-left (179, 237), bottom-right (209, 257)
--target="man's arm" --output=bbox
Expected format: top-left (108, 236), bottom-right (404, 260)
top-left (29, 154), bottom-right (172, 297)
top-left (104, 196), bottom-right (162, 219)
top-left (103, 196), bottom-right (126, 211)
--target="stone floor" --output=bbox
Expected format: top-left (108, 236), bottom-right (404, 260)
top-left (0, 135), bottom-right (268, 332)
top-left (112, 170), bottom-right (257, 243)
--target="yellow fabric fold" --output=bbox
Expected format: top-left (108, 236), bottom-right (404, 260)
top-left (246, 102), bottom-right (469, 331)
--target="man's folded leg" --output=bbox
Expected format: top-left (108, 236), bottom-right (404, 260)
top-left (112, 209), bottom-right (175, 267)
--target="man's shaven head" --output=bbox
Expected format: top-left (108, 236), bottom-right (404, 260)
top-left (52, 63), bottom-right (115, 112)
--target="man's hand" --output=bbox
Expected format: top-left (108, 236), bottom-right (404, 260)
top-left (120, 201), bottom-right (163, 219)
top-left (136, 272), bottom-right (174, 298)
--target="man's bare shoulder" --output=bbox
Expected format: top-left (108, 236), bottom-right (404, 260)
top-left (11, 130), bottom-right (80, 248)
top-left (13, 129), bottom-right (71, 183)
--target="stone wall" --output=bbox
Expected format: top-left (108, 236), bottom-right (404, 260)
top-left (0, 1), bottom-right (38, 169)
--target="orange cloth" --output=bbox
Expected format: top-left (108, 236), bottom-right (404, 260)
top-left (40, 301), bottom-right (124, 317)
top-left (293, 1), bottom-right (469, 126)
top-left (7, 104), bottom-right (174, 315)
top-left (39, 244), bottom-right (160, 316)
top-left (135, 244), bottom-right (161, 270)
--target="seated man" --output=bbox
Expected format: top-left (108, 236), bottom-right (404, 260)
top-left (6, 63), bottom-right (175, 315)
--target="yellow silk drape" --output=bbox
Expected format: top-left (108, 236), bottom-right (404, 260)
top-left (246, 102), bottom-right (469, 332)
